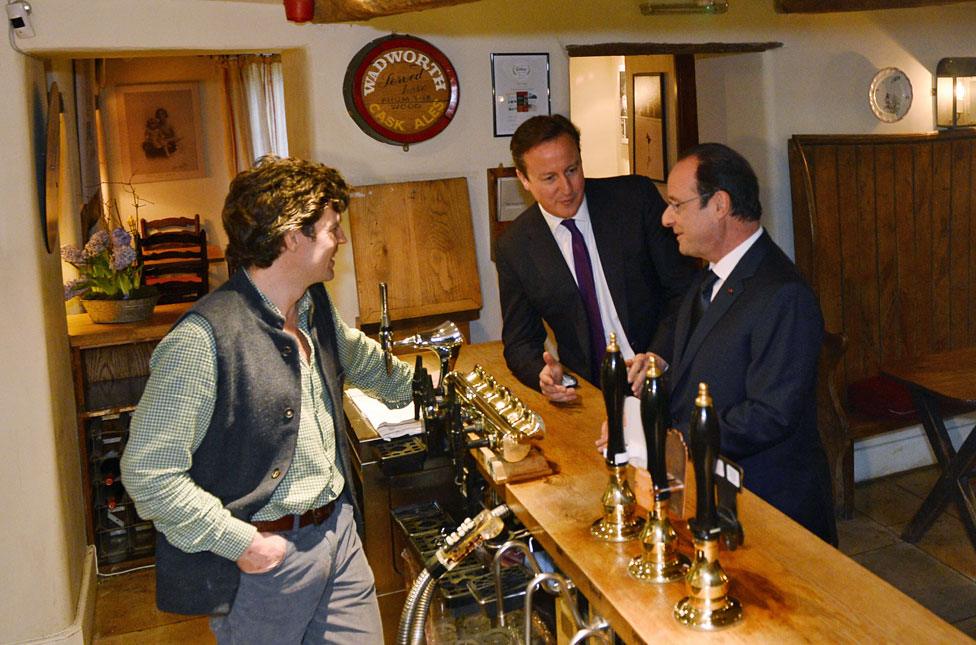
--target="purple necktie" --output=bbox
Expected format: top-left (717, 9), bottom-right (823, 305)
top-left (561, 219), bottom-right (606, 382)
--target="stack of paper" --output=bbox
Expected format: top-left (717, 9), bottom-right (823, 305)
top-left (346, 388), bottom-right (423, 440)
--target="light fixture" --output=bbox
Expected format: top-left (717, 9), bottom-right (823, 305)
top-left (936, 58), bottom-right (976, 128)
top-left (640, 0), bottom-right (728, 14)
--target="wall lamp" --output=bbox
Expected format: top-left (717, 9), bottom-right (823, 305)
top-left (640, 0), bottom-right (728, 14)
top-left (936, 58), bottom-right (976, 129)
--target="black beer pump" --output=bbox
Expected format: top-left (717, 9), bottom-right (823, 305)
top-left (590, 333), bottom-right (643, 542)
top-left (674, 382), bottom-right (743, 629)
top-left (628, 357), bottom-right (690, 582)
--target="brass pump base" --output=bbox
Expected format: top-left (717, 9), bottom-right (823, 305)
top-left (674, 537), bottom-right (743, 630)
top-left (590, 464), bottom-right (643, 542)
top-left (628, 499), bottom-right (689, 583)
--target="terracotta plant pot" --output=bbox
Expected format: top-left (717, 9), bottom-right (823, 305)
top-left (283, 0), bottom-right (314, 22)
top-left (82, 294), bottom-right (160, 324)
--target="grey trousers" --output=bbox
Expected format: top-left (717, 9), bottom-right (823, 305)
top-left (209, 501), bottom-right (383, 644)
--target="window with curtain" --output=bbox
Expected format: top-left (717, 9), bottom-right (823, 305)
top-left (218, 54), bottom-right (289, 173)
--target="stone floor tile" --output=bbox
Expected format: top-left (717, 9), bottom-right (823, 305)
top-left (853, 542), bottom-right (976, 623)
top-left (894, 514), bottom-right (976, 582)
top-left (837, 512), bottom-right (899, 556)
top-left (953, 615), bottom-right (976, 640)
top-left (854, 477), bottom-right (924, 527)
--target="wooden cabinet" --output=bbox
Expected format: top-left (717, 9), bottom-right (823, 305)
top-left (67, 303), bottom-right (189, 573)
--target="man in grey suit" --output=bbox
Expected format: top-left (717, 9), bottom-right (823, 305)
top-left (495, 114), bottom-right (695, 402)
top-left (629, 143), bottom-right (836, 543)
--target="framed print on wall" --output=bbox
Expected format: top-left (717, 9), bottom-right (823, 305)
top-left (491, 53), bottom-right (550, 137)
top-left (116, 82), bottom-right (207, 183)
top-left (632, 73), bottom-right (667, 182)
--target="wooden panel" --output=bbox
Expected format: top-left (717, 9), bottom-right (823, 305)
top-left (673, 54), bottom-right (699, 155)
top-left (891, 143), bottom-right (916, 362)
top-left (810, 146), bottom-right (843, 334)
top-left (912, 143), bottom-right (935, 353)
top-left (949, 139), bottom-right (973, 349)
top-left (969, 142), bottom-right (976, 347)
top-left (348, 177), bottom-right (481, 325)
top-left (565, 42), bottom-right (783, 57)
top-left (930, 140), bottom-right (953, 352)
top-left (851, 144), bottom-right (879, 383)
top-left (788, 130), bottom-right (976, 398)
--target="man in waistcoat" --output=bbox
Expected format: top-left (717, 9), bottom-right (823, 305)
top-left (121, 155), bottom-right (413, 643)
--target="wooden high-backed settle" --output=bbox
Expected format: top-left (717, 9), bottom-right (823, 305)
top-left (788, 130), bottom-right (976, 517)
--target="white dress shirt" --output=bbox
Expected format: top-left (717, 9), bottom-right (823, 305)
top-left (706, 226), bottom-right (764, 301)
top-left (540, 198), bottom-right (635, 360)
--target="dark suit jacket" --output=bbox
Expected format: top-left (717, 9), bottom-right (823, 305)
top-left (658, 231), bottom-right (837, 543)
top-left (495, 175), bottom-right (695, 388)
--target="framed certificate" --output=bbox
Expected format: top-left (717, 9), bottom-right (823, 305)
top-left (491, 53), bottom-right (550, 137)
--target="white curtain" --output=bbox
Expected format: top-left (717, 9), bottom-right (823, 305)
top-left (218, 54), bottom-right (288, 173)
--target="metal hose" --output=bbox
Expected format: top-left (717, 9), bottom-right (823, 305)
top-left (397, 569), bottom-right (433, 645)
top-left (409, 578), bottom-right (438, 645)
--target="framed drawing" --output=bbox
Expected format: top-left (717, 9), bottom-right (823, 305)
top-left (491, 53), bottom-right (550, 137)
top-left (632, 73), bottom-right (667, 182)
top-left (116, 82), bottom-right (206, 183)
top-left (487, 165), bottom-right (534, 260)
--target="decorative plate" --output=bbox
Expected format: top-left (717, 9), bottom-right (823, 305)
top-left (869, 67), bottom-right (912, 123)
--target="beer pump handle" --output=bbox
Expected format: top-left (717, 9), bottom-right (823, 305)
top-left (601, 333), bottom-right (628, 466)
top-left (640, 358), bottom-right (670, 501)
top-left (379, 282), bottom-right (393, 375)
top-left (689, 382), bottom-right (720, 540)
top-left (411, 356), bottom-right (425, 420)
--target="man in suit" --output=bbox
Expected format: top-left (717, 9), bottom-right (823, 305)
top-left (495, 114), bottom-right (695, 402)
top-left (629, 143), bottom-right (837, 543)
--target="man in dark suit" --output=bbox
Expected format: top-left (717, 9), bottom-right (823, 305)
top-left (629, 143), bottom-right (836, 543)
top-left (495, 115), bottom-right (695, 402)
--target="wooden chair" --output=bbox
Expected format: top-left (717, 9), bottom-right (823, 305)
top-left (817, 331), bottom-right (851, 518)
top-left (137, 215), bottom-right (209, 304)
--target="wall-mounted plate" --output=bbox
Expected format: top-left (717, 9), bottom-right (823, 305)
top-left (869, 67), bottom-right (912, 123)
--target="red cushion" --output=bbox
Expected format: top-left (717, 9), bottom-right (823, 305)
top-left (847, 375), bottom-right (916, 420)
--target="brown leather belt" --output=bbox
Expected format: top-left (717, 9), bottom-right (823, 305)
top-left (251, 500), bottom-right (336, 533)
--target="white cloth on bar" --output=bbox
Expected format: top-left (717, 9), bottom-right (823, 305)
top-left (346, 387), bottom-right (423, 440)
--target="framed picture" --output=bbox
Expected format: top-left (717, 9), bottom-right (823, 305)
top-left (116, 82), bottom-right (206, 183)
top-left (487, 166), bottom-right (534, 260)
top-left (632, 73), bottom-right (667, 182)
top-left (491, 53), bottom-right (550, 137)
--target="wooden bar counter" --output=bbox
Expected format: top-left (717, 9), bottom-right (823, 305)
top-left (451, 342), bottom-right (966, 643)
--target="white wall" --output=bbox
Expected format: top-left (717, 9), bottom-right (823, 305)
top-left (4, 0), bottom-right (976, 640)
top-left (570, 55), bottom-right (623, 178)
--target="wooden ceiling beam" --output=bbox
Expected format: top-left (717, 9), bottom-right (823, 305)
top-left (566, 42), bottom-right (782, 57)
top-left (311, 0), bottom-right (481, 23)
top-left (776, 0), bottom-right (972, 13)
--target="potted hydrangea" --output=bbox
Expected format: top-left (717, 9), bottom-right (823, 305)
top-left (62, 227), bottom-right (159, 323)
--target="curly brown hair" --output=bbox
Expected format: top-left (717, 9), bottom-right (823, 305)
top-left (222, 155), bottom-right (350, 271)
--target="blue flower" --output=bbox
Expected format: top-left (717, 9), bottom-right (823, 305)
top-left (84, 230), bottom-right (110, 256)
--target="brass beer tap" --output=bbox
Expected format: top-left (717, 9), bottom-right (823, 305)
top-left (590, 333), bottom-right (644, 542)
top-left (628, 357), bottom-right (690, 582)
top-left (674, 382), bottom-right (743, 629)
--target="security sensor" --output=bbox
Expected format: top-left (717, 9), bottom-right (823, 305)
top-left (6, 1), bottom-right (35, 39)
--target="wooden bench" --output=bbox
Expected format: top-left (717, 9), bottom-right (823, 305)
top-left (789, 131), bottom-right (976, 517)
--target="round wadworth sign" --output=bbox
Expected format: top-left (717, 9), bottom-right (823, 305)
top-left (344, 34), bottom-right (459, 147)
